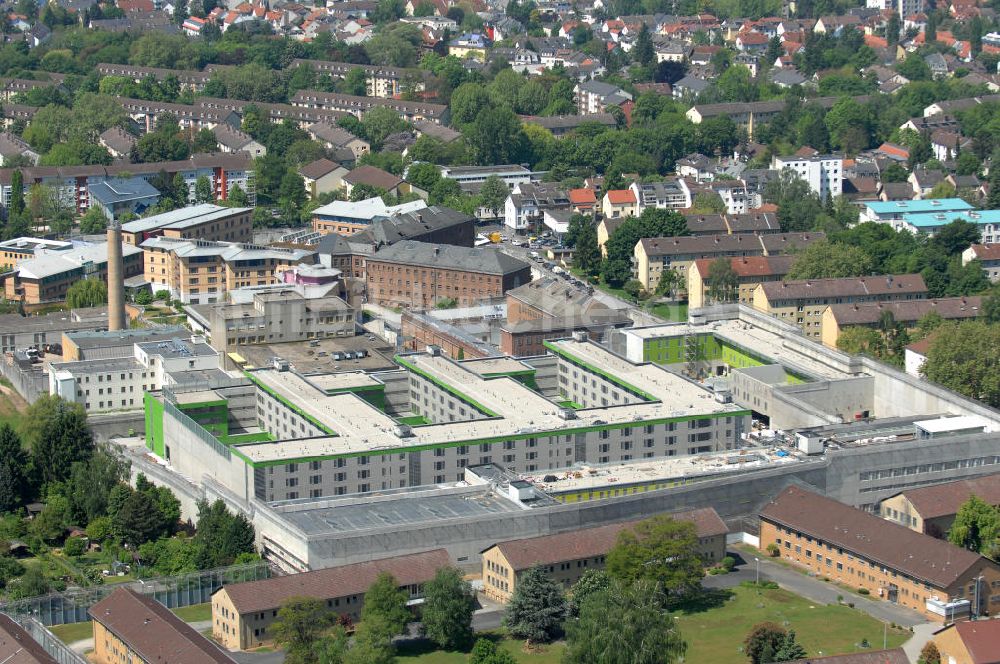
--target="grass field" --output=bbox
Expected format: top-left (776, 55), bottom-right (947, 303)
top-left (49, 621), bottom-right (92, 644)
top-left (674, 585), bottom-right (910, 663)
top-left (172, 603), bottom-right (212, 622)
top-left (649, 302), bottom-right (688, 321)
top-left (0, 383), bottom-right (27, 430)
top-left (397, 633), bottom-right (564, 663)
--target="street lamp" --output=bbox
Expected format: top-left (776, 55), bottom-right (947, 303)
top-left (755, 557), bottom-right (760, 586)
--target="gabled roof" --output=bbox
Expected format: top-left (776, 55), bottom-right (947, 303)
top-left (217, 549), bottom-right (450, 615)
top-left (943, 619), bottom-right (1000, 664)
top-left (761, 486), bottom-right (989, 589)
top-left (0, 613), bottom-right (58, 663)
top-left (370, 240), bottom-right (530, 275)
top-left (487, 508), bottom-right (727, 570)
top-left (605, 189), bottom-right (635, 205)
top-left (298, 158), bottom-right (343, 180)
top-left (694, 255), bottom-right (795, 278)
top-left (826, 296), bottom-right (982, 326)
top-left (787, 648), bottom-right (908, 664)
top-left (890, 473), bottom-right (1000, 520)
top-left (90, 588), bottom-right (235, 663)
top-left (344, 165), bottom-right (403, 190)
top-left (968, 244), bottom-right (1000, 261)
top-left (759, 273), bottom-right (927, 301)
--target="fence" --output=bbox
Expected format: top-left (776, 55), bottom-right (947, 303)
top-left (0, 561), bottom-right (270, 627)
top-left (15, 617), bottom-right (89, 664)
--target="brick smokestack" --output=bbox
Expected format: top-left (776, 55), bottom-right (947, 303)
top-left (106, 220), bottom-right (126, 331)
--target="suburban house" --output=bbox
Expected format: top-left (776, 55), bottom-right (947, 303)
top-left (963, 244), bottom-right (1000, 282)
top-left (601, 189), bottom-right (638, 219)
top-left (298, 158), bottom-right (349, 199)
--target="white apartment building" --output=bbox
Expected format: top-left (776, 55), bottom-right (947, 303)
top-left (772, 154), bottom-right (844, 200)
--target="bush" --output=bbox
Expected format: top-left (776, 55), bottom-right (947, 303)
top-left (858, 588), bottom-right (870, 595)
top-left (154, 290), bottom-right (170, 301)
top-left (837, 595), bottom-right (844, 603)
top-left (133, 290), bottom-right (153, 306)
top-left (721, 556), bottom-right (736, 572)
top-left (766, 543), bottom-right (780, 557)
top-left (63, 537), bottom-right (85, 558)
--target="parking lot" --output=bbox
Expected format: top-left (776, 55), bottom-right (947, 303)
top-left (236, 335), bottom-right (398, 374)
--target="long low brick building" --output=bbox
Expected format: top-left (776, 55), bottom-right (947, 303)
top-left (212, 549), bottom-right (450, 650)
top-left (481, 507), bottom-right (728, 603)
top-left (759, 486), bottom-right (1000, 621)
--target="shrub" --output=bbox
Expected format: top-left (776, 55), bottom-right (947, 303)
top-left (837, 595), bottom-right (844, 603)
top-left (858, 588), bottom-right (870, 595)
top-left (766, 543), bottom-right (780, 557)
top-left (721, 556), bottom-right (736, 572)
top-left (63, 537), bottom-right (85, 558)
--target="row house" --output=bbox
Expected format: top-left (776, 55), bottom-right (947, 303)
top-left (290, 89), bottom-right (448, 123)
top-left (289, 59), bottom-right (427, 98)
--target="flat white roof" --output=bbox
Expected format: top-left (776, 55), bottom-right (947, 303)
top-left (530, 447), bottom-right (805, 493)
top-left (914, 415), bottom-right (991, 434)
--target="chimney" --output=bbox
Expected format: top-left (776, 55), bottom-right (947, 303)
top-left (106, 220), bottom-right (126, 332)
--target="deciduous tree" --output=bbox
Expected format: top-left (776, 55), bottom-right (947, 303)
top-left (948, 495), bottom-right (1000, 556)
top-left (271, 596), bottom-right (334, 664)
top-left (605, 515), bottom-right (704, 602)
top-left (420, 566), bottom-right (476, 650)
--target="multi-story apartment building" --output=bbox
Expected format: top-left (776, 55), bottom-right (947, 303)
top-left (147, 337), bottom-right (751, 503)
top-left (819, 296), bottom-right (983, 348)
top-left (879, 473), bottom-right (1000, 537)
top-left (504, 183), bottom-right (570, 231)
top-left (963, 244), bottom-right (1000, 282)
top-left (49, 337), bottom-right (221, 413)
top-left (290, 90), bottom-right (448, 123)
top-left (365, 241), bottom-right (531, 309)
top-left (141, 237), bottom-right (314, 305)
top-left (859, 199), bottom-right (974, 228)
top-left (759, 486), bottom-right (1000, 621)
top-left (0, 154), bottom-right (255, 215)
top-left (90, 588), bottom-right (236, 664)
top-left (687, 255), bottom-right (796, 308)
top-left (482, 508), bottom-right (727, 602)
top-left (752, 274), bottom-right (929, 340)
top-left (772, 154), bottom-right (844, 200)
top-left (121, 204), bottom-right (253, 246)
top-left (574, 80), bottom-right (632, 114)
top-left (289, 59), bottom-right (427, 98)
top-left (1, 241), bottom-right (143, 306)
top-left (633, 232), bottom-right (823, 291)
top-left (96, 63), bottom-right (215, 91)
top-left (628, 179), bottom-right (692, 211)
top-left (212, 549), bottom-right (449, 650)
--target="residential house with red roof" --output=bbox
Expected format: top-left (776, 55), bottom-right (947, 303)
top-left (933, 618), bottom-right (1000, 663)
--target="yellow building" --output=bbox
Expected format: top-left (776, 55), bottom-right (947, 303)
top-left (932, 619), bottom-right (1000, 664)
top-left (596, 217), bottom-right (624, 258)
top-left (634, 234), bottom-right (765, 292)
top-left (212, 549), bottom-right (449, 651)
top-left (760, 486), bottom-right (1000, 622)
top-left (879, 473), bottom-right (1000, 538)
top-left (140, 236), bottom-right (314, 305)
top-left (819, 296), bottom-right (983, 348)
top-left (687, 255), bottom-right (795, 309)
top-left (90, 588), bottom-right (236, 664)
top-left (752, 274), bottom-right (928, 341)
top-left (481, 508), bottom-right (728, 603)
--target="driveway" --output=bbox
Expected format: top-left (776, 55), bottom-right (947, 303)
top-left (719, 553), bottom-right (927, 628)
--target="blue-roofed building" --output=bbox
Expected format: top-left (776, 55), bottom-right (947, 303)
top-left (860, 198), bottom-right (975, 229)
top-left (898, 209), bottom-right (1000, 242)
top-left (88, 177), bottom-right (160, 222)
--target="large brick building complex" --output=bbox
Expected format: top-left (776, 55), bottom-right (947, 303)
top-left (366, 241), bottom-right (531, 309)
top-left (759, 486), bottom-right (1000, 621)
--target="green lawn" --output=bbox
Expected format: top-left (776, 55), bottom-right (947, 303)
top-left (398, 415), bottom-right (431, 426)
top-left (0, 385), bottom-right (27, 430)
top-left (649, 302), bottom-right (688, 322)
top-left (49, 621), bottom-right (92, 644)
top-left (397, 633), bottom-right (564, 663)
top-left (674, 585), bottom-right (910, 664)
top-left (172, 603), bottom-right (212, 622)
